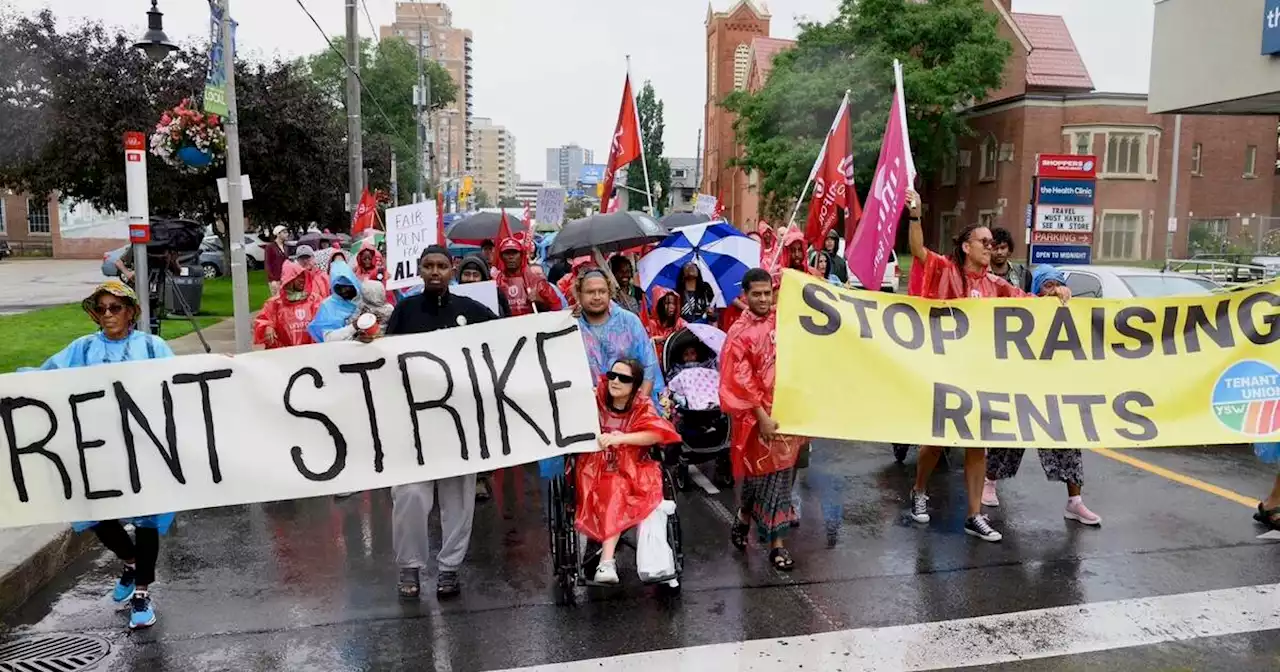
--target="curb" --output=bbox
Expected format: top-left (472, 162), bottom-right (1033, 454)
top-left (0, 525), bottom-right (96, 617)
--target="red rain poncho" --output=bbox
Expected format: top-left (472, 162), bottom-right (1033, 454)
top-left (353, 238), bottom-right (397, 305)
top-left (495, 237), bottom-right (563, 316)
top-left (770, 228), bottom-right (811, 289)
top-left (757, 221), bottom-right (779, 272)
top-left (253, 261), bottom-right (323, 349)
top-left (305, 267), bottom-right (330, 299)
top-left (644, 287), bottom-right (686, 366)
top-left (719, 307), bottom-right (806, 478)
top-left (557, 256), bottom-right (596, 310)
top-left (574, 378), bottom-right (681, 542)
top-left (915, 250), bottom-right (1028, 300)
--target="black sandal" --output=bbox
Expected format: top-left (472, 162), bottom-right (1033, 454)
top-left (398, 568), bottom-right (420, 600)
top-left (1255, 503), bottom-right (1280, 530)
top-left (437, 570), bottom-right (461, 598)
top-left (730, 513), bottom-right (749, 551)
top-left (769, 547), bottom-right (795, 572)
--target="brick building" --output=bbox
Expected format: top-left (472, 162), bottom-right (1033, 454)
top-left (922, 0), bottom-right (1278, 262)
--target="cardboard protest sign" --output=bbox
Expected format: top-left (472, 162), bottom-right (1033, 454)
top-left (693, 194), bottom-right (717, 217)
top-left (774, 269), bottom-right (1280, 448)
top-left (0, 312), bottom-right (599, 528)
top-left (536, 187), bottom-right (567, 228)
top-left (385, 201), bottom-right (439, 290)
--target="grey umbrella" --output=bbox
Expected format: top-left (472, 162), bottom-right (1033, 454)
top-left (548, 211), bottom-right (667, 258)
top-left (659, 212), bottom-right (711, 230)
top-left (445, 211), bottom-right (529, 244)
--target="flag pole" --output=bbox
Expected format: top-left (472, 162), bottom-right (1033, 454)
top-left (627, 55), bottom-right (655, 213)
top-left (770, 90), bottom-right (850, 269)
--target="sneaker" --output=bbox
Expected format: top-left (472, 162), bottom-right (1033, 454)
top-left (1064, 500), bottom-right (1102, 526)
top-left (112, 564), bottom-right (137, 603)
top-left (909, 490), bottom-right (931, 523)
top-left (982, 479), bottom-right (1000, 507)
top-left (593, 559), bottom-right (619, 585)
top-left (965, 514), bottom-right (1003, 542)
top-left (129, 592), bottom-right (156, 629)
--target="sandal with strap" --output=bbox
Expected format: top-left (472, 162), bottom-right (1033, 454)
top-left (730, 514), bottom-right (750, 551)
top-left (1255, 503), bottom-right (1280, 530)
top-left (769, 547), bottom-right (795, 572)
top-left (398, 567), bottom-right (420, 600)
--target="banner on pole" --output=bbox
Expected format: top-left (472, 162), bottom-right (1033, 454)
top-left (202, 0), bottom-right (234, 118)
top-left (384, 200), bottom-right (440, 290)
top-left (536, 187), bottom-right (567, 227)
top-left (0, 312), bottom-right (599, 529)
top-left (774, 269), bottom-right (1280, 448)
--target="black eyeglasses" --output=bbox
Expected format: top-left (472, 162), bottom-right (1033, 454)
top-left (606, 371), bottom-right (636, 385)
top-left (94, 303), bottom-right (127, 316)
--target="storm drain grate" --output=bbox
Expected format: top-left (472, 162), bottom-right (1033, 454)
top-left (0, 634), bottom-right (110, 672)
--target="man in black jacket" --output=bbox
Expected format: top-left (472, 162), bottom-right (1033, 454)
top-left (387, 245), bottom-right (498, 601)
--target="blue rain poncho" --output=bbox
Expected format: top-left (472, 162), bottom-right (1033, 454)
top-left (307, 260), bottom-right (362, 342)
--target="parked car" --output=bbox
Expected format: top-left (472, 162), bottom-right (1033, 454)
top-left (199, 238), bottom-right (227, 278)
top-left (1061, 265), bottom-right (1221, 299)
top-left (102, 244), bottom-right (129, 277)
top-left (846, 249), bottom-right (901, 292)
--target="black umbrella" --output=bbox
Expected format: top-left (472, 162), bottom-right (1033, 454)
top-left (548, 211), bottom-right (668, 258)
top-left (659, 212), bottom-right (711, 230)
top-left (446, 211), bottom-right (528, 244)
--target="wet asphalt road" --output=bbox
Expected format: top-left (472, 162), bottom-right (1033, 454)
top-left (3, 441), bottom-right (1278, 671)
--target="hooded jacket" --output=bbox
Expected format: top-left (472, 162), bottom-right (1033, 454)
top-left (643, 287), bottom-right (686, 364)
top-left (769, 228), bottom-right (811, 289)
top-left (494, 237), bottom-right (563, 316)
top-left (458, 254), bottom-right (512, 316)
top-left (307, 260), bottom-right (363, 342)
top-left (255, 261), bottom-right (324, 349)
top-left (757, 221), bottom-right (779, 272)
top-left (720, 307), bottom-right (805, 478)
top-left (322, 279), bottom-right (397, 342)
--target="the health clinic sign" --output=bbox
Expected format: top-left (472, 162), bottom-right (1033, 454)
top-left (1264, 0), bottom-right (1280, 56)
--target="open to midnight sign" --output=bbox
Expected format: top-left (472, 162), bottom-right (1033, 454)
top-left (1035, 205), bottom-right (1094, 233)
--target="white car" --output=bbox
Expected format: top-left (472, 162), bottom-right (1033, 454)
top-left (828, 241), bottom-right (900, 292)
top-left (202, 234), bottom-right (265, 269)
top-left (1060, 265), bottom-right (1220, 299)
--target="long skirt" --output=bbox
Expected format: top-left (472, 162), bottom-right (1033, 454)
top-left (741, 468), bottom-right (796, 544)
top-left (986, 448), bottom-right (1083, 486)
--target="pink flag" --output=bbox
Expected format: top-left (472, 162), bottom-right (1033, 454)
top-left (847, 60), bottom-right (917, 290)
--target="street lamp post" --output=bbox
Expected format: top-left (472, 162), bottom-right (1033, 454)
top-left (135, 0), bottom-right (251, 353)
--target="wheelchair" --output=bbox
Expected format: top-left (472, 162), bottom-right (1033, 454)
top-left (546, 448), bottom-right (684, 606)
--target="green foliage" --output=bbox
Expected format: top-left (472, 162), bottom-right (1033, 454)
top-left (627, 81), bottom-right (671, 213)
top-left (497, 196), bottom-right (522, 208)
top-left (473, 187), bottom-right (492, 208)
top-left (565, 197), bottom-right (589, 220)
top-left (723, 0), bottom-right (1011, 220)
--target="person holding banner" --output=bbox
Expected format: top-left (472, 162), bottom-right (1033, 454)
top-left (722, 268), bottom-right (805, 570)
top-left (980, 265), bottom-right (1101, 527)
top-left (30, 279), bottom-right (176, 629)
top-left (905, 192), bottom-right (1072, 543)
top-left (1252, 443), bottom-right (1280, 530)
top-left (385, 245), bottom-right (499, 600)
top-left (253, 261), bottom-right (323, 349)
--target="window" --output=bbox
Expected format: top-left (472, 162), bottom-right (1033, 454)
top-left (26, 197), bottom-right (50, 235)
top-left (1245, 145), bottom-right (1258, 178)
top-left (1104, 133), bottom-right (1145, 176)
top-left (1191, 143), bottom-right (1203, 176)
top-left (1098, 212), bottom-right (1143, 261)
top-left (0, 198), bottom-right (5, 234)
top-left (978, 210), bottom-right (997, 229)
top-left (941, 153), bottom-right (957, 186)
top-left (979, 136), bottom-right (998, 182)
top-left (733, 44), bottom-right (750, 91)
top-left (672, 169), bottom-right (687, 179)
top-left (1064, 272), bottom-right (1102, 298)
top-left (1074, 132), bottom-right (1091, 156)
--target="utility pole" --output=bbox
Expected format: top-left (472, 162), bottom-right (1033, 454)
top-left (1165, 114), bottom-right (1182, 260)
top-left (345, 0), bottom-right (363, 212)
top-left (694, 127), bottom-right (703, 195)
top-left (223, 0), bottom-right (250, 353)
top-left (415, 36), bottom-right (425, 202)
top-left (424, 34), bottom-right (434, 198)
top-left (391, 153), bottom-right (399, 205)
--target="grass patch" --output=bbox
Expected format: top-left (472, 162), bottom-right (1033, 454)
top-left (0, 271), bottom-right (268, 371)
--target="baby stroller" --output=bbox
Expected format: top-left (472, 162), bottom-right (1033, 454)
top-left (546, 450), bottom-right (683, 605)
top-left (662, 327), bottom-right (733, 491)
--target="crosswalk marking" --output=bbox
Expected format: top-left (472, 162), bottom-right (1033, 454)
top-left (488, 583), bottom-right (1280, 672)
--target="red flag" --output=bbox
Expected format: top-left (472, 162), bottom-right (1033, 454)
top-left (712, 187), bottom-right (725, 221)
top-left (351, 188), bottom-right (377, 236)
top-left (436, 192), bottom-right (446, 246)
top-left (523, 200), bottom-right (533, 228)
top-left (806, 93), bottom-right (861, 251)
top-left (599, 74), bottom-right (642, 211)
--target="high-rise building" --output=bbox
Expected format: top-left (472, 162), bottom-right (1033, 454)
top-left (472, 117), bottom-right (517, 200)
top-left (545, 144), bottom-right (594, 187)
top-left (381, 2), bottom-right (474, 180)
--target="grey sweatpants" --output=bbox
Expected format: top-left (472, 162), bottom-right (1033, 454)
top-left (392, 475), bottom-right (477, 573)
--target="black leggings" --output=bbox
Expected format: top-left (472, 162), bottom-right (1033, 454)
top-left (90, 521), bottom-right (159, 586)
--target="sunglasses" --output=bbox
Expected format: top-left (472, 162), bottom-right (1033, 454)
top-left (94, 303), bottom-right (128, 316)
top-left (606, 370), bottom-right (636, 385)
top-left (969, 237), bottom-right (994, 249)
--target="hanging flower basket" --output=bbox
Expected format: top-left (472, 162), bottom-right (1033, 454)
top-left (150, 98), bottom-right (226, 174)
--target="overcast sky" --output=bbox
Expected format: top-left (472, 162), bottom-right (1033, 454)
top-left (5, 0), bottom-right (1154, 182)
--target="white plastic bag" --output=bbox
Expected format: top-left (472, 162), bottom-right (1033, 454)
top-left (636, 499), bottom-right (677, 583)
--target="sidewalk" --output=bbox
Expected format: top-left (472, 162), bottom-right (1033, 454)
top-left (0, 316), bottom-right (254, 615)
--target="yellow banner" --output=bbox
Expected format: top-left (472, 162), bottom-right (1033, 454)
top-left (773, 269), bottom-right (1280, 448)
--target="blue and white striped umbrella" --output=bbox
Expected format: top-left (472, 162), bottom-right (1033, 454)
top-left (637, 221), bottom-right (761, 307)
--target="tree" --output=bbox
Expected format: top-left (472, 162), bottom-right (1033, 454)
top-left (304, 36), bottom-right (456, 195)
top-left (497, 196), bottom-right (522, 208)
top-left (722, 0), bottom-right (1011, 220)
top-left (473, 187), bottom-right (492, 208)
top-left (565, 197), bottom-right (589, 220)
top-left (626, 81), bottom-right (671, 214)
top-left (0, 9), bottom-right (348, 228)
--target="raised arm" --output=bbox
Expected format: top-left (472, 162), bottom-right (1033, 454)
top-left (906, 190), bottom-right (927, 263)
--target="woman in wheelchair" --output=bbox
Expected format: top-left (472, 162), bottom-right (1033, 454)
top-left (575, 358), bottom-right (681, 584)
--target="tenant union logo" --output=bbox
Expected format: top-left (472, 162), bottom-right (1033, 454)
top-left (1211, 360), bottom-right (1280, 436)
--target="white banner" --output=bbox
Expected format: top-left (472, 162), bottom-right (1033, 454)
top-left (693, 194), bottom-right (718, 217)
top-left (536, 187), bottom-right (567, 228)
top-left (0, 312), bottom-right (599, 528)
top-left (1034, 205), bottom-right (1094, 233)
top-left (385, 201), bottom-right (439, 290)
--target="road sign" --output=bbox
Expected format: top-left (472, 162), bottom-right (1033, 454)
top-left (1030, 243), bottom-right (1092, 265)
top-left (1031, 230), bottom-right (1093, 245)
top-left (1036, 179), bottom-right (1095, 206)
top-left (1035, 205), bottom-right (1094, 233)
top-left (1036, 154), bottom-right (1097, 179)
